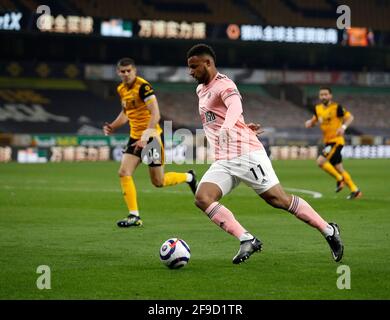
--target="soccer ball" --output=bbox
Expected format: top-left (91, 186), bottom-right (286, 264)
top-left (159, 238), bottom-right (191, 269)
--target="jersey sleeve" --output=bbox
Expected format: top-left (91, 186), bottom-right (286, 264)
top-left (337, 104), bottom-right (351, 118)
top-left (337, 104), bottom-right (345, 117)
top-left (139, 82), bottom-right (155, 102)
top-left (220, 82), bottom-right (241, 103)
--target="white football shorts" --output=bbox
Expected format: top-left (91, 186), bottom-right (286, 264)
top-left (198, 149), bottom-right (280, 196)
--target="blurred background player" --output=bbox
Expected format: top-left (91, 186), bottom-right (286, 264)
top-left (305, 87), bottom-right (362, 200)
top-left (187, 44), bottom-right (344, 264)
top-left (103, 58), bottom-right (197, 227)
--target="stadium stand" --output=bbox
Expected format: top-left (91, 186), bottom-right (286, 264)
top-left (338, 0), bottom-right (390, 32)
top-left (0, 57), bottom-right (389, 141)
top-left (249, 0), bottom-right (390, 31)
top-left (1, 80), bottom-right (390, 150)
top-left (18, 0), bottom-right (38, 12)
top-left (0, 0), bottom-right (16, 11)
top-left (4, 0), bottom-right (81, 15)
top-left (68, 0), bottom-right (253, 24)
top-left (338, 95), bottom-right (390, 130)
top-left (243, 92), bottom-right (312, 129)
top-left (73, 0), bottom-right (389, 30)
top-left (0, 79), bottom-right (313, 134)
top-left (254, 0), bottom-right (379, 30)
top-left (151, 83), bottom-right (312, 130)
top-left (0, 1), bottom-right (389, 142)
top-left (0, 81), bottom-right (118, 134)
top-left (95, 81), bottom-right (390, 138)
top-left (6, 0), bottom-right (389, 30)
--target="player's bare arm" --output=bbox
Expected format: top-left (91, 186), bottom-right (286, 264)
top-left (305, 115), bottom-right (317, 128)
top-left (103, 111), bottom-right (128, 136)
top-left (336, 113), bottom-right (354, 136)
top-left (131, 95), bottom-right (160, 151)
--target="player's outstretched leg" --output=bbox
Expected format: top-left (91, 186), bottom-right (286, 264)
top-left (261, 185), bottom-right (344, 262)
top-left (287, 195), bottom-right (343, 262)
top-left (149, 167), bottom-right (197, 193)
top-left (195, 182), bottom-right (262, 264)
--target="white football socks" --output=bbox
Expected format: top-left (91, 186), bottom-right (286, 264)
top-left (239, 232), bottom-right (254, 242)
top-left (129, 210), bottom-right (139, 217)
top-left (186, 173), bottom-right (193, 183)
top-left (322, 224), bottom-right (335, 237)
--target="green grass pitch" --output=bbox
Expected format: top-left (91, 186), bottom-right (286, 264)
top-left (1, 159), bottom-right (389, 299)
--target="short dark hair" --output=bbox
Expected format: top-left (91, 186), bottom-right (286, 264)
top-left (319, 86), bottom-right (332, 94)
top-left (117, 57), bottom-right (135, 68)
top-left (187, 43), bottom-right (216, 63)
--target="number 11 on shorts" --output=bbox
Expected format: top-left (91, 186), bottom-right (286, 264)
top-left (250, 164), bottom-right (265, 180)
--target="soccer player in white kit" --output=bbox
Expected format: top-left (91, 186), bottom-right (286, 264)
top-left (187, 44), bottom-right (344, 264)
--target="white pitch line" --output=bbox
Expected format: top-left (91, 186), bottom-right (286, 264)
top-left (1, 185), bottom-right (323, 198)
top-left (0, 185), bottom-right (186, 194)
top-left (284, 187), bottom-right (323, 198)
